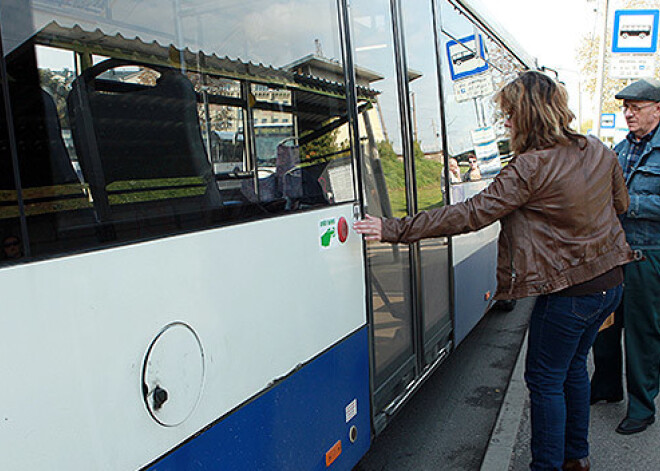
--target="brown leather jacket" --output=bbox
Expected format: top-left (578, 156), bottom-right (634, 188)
top-left (381, 136), bottom-right (634, 300)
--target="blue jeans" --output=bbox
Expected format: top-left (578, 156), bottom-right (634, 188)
top-left (525, 284), bottom-right (623, 470)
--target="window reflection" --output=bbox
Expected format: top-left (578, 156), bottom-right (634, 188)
top-left (0, 0), bottom-right (355, 263)
top-left (438, 3), bottom-right (525, 196)
top-left (401, 0), bottom-right (450, 351)
top-left (352, 0), bottom-right (414, 399)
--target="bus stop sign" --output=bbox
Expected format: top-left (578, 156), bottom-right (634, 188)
top-left (446, 34), bottom-right (488, 81)
top-left (601, 113), bottom-right (616, 129)
top-left (612, 9), bottom-right (659, 53)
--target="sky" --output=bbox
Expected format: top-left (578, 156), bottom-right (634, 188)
top-left (477, 0), bottom-right (601, 123)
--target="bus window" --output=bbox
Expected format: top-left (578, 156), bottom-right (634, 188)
top-left (1, 41), bottom-right (91, 260)
top-left (401, 0), bottom-right (451, 363)
top-left (66, 59), bottom-right (222, 240)
top-left (351, 0), bottom-right (416, 410)
top-left (438, 3), bottom-right (525, 193)
top-left (0, 66), bottom-right (22, 263)
top-left (1, 0), bottom-right (356, 261)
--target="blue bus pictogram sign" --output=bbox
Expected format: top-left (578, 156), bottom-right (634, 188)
top-left (601, 113), bottom-right (616, 129)
top-left (612, 9), bottom-right (659, 53)
top-left (446, 34), bottom-right (489, 81)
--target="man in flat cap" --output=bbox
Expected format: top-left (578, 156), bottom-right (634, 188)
top-left (591, 78), bottom-right (660, 435)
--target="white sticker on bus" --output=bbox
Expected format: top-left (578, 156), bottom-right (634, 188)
top-left (345, 399), bottom-right (358, 423)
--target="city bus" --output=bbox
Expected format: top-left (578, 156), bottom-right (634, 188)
top-left (0, 0), bottom-right (535, 469)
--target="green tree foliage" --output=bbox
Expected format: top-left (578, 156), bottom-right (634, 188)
top-left (377, 140), bottom-right (405, 188)
top-left (39, 68), bottom-right (72, 127)
top-left (301, 129), bottom-right (340, 160)
top-left (413, 141), bottom-right (444, 188)
top-left (375, 140), bottom-right (446, 215)
top-left (376, 140), bottom-right (445, 189)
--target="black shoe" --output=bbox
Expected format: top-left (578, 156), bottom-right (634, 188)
top-left (615, 416), bottom-right (655, 435)
top-left (491, 299), bottom-right (517, 312)
top-left (562, 457), bottom-right (590, 471)
top-left (590, 395), bottom-right (623, 405)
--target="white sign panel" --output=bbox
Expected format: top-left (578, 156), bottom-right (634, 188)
top-left (326, 163), bottom-right (355, 203)
top-left (471, 126), bottom-right (496, 145)
top-left (454, 73), bottom-right (494, 103)
top-left (470, 126), bottom-right (501, 178)
top-left (610, 53), bottom-right (656, 78)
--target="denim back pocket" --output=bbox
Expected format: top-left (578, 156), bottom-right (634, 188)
top-left (570, 292), bottom-right (604, 321)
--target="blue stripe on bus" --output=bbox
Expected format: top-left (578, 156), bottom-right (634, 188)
top-left (145, 326), bottom-right (371, 471)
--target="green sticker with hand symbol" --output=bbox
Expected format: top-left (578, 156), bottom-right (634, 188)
top-left (321, 228), bottom-right (335, 247)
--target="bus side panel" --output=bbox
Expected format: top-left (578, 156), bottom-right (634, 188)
top-left (0, 205), bottom-right (366, 470)
top-left (452, 225), bottom-right (499, 345)
top-left (146, 327), bottom-right (371, 471)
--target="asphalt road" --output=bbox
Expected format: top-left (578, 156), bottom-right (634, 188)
top-left (354, 297), bottom-right (535, 471)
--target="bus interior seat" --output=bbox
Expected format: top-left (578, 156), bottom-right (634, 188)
top-left (0, 42), bottom-right (89, 254)
top-left (67, 59), bottom-right (221, 237)
top-left (276, 144), bottom-right (303, 202)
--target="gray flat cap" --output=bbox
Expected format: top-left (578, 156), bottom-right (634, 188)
top-left (615, 78), bottom-right (660, 102)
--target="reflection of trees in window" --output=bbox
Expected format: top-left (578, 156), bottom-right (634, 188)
top-left (376, 140), bottom-right (444, 192)
top-left (483, 36), bottom-right (526, 146)
top-left (373, 140), bottom-right (444, 217)
top-left (413, 141), bottom-right (445, 210)
top-left (301, 129), bottom-right (339, 160)
top-left (39, 68), bottom-right (74, 127)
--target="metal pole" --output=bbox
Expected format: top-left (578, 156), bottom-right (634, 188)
top-left (593, 0), bottom-right (609, 139)
top-left (578, 79), bottom-right (583, 133)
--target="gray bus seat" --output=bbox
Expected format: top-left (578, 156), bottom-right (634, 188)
top-left (67, 59), bottom-right (221, 232)
top-left (0, 43), bottom-right (86, 252)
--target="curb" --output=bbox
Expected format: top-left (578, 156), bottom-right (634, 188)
top-left (480, 332), bottom-right (528, 471)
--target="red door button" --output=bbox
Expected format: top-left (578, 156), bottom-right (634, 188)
top-left (338, 217), bottom-right (348, 243)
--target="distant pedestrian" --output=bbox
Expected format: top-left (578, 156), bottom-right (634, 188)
top-left (448, 157), bottom-right (462, 183)
top-left (462, 153), bottom-right (481, 182)
top-left (591, 78), bottom-right (660, 436)
top-left (355, 70), bottom-right (634, 471)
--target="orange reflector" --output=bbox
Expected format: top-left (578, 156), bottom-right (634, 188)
top-left (484, 291), bottom-right (491, 301)
top-left (325, 440), bottom-right (342, 467)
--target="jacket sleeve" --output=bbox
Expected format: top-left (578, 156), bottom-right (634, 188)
top-left (381, 155), bottom-right (536, 243)
top-left (611, 154), bottom-right (629, 215)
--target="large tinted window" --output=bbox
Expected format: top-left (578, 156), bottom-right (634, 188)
top-left (0, 50), bottom-right (26, 263)
top-left (401, 0), bottom-right (451, 358)
top-left (438, 2), bottom-right (526, 201)
top-left (0, 0), bottom-right (354, 264)
top-left (351, 0), bottom-right (416, 404)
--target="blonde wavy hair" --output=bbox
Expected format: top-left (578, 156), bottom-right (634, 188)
top-left (494, 70), bottom-right (585, 155)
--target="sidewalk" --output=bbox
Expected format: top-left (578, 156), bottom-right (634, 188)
top-left (481, 334), bottom-right (660, 470)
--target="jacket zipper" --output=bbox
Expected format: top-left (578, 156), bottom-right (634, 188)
top-left (506, 231), bottom-right (516, 295)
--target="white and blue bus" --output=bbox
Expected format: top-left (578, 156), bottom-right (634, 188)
top-left (0, 0), bottom-right (535, 469)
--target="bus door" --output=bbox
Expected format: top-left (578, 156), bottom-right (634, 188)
top-left (436, 2), bottom-right (527, 344)
top-left (402, 0), bottom-right (452, 367)
top-left (350, 0), bottom-right (452, 432)
top-left (350, 0), bottom-right (416, 430)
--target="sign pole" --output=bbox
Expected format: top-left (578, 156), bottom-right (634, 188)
top-left (593, 0), bottom-right (610, 139)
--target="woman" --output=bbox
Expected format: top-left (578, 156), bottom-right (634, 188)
top-left (354, 71), bottom-right (633, 471)
top-left (448, 157), bottom-right (462, 183)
